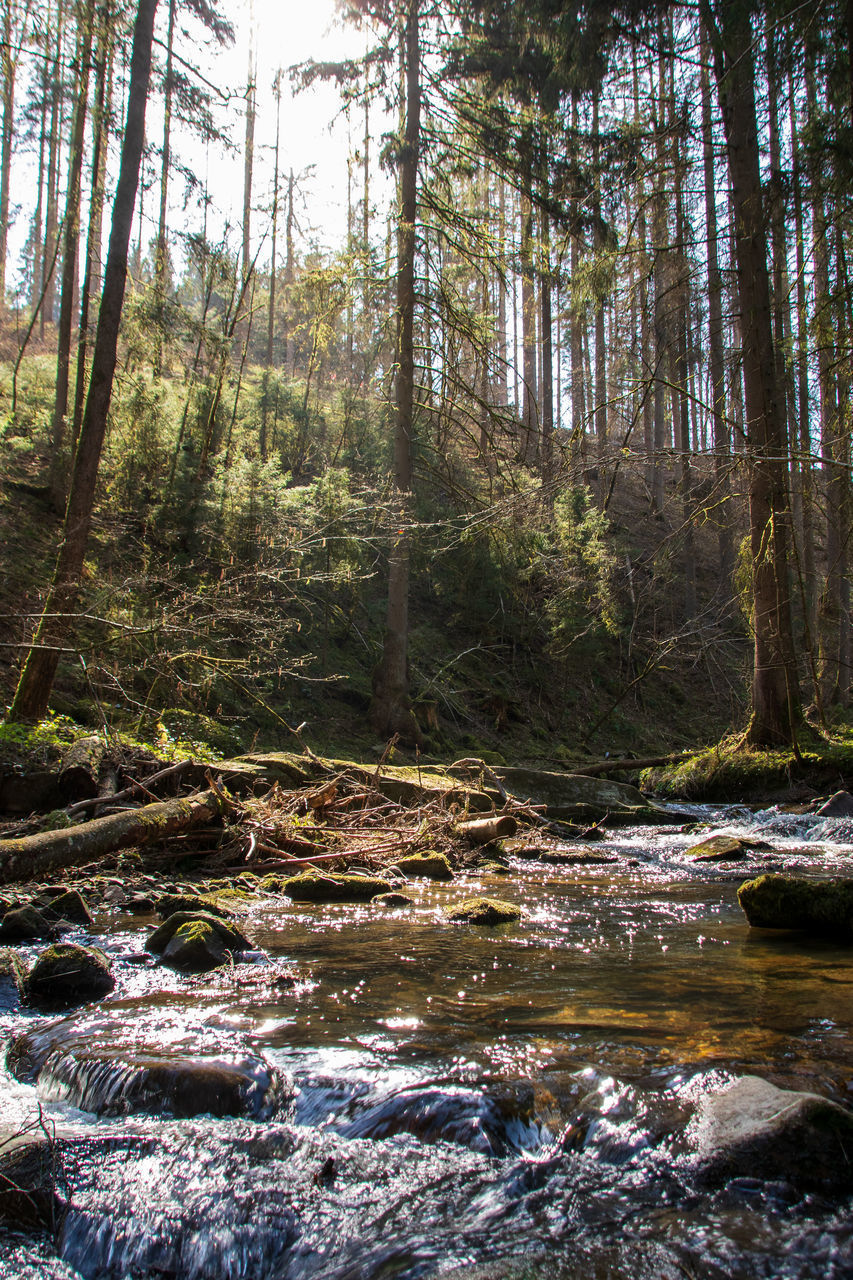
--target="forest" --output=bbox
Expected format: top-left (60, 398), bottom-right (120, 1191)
top-left (0, 0), bottom-right (851, 767)
top-left (4, 6), bottom-right (853, 1278)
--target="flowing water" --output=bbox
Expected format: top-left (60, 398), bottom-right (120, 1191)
top-left (2, 804), bottom-right (853, 1278)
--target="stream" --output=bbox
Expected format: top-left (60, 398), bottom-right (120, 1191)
top-left (2, 803), bottom-right (853, 1279)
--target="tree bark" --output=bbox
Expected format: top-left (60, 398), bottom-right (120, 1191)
top-left (9, 0), bottom-right (160, 723)
top-left (700, 30), bottom-right (732, 587)
top-left (703, 0), bottom-right (801, 747)
top-left (0, 789), bottom-right (224, 886)
top-left (50, 0), bottom-right (96, 505)
top-left (370, 0), bottom-right (422, 745)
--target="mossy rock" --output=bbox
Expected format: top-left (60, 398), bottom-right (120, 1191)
top-left (443, 897), bottom-right (522, 925)
top-left (259, 874), bottom-right (286, 894)
top-left (155, 893), bottom-right (234, 921)
top-left (373, 892), bottom-right (415, 908)
top-left (283, 873), bottom-right (392, 903)
top-left (161, 921), bottom-right (231, 973)
top-left (395, 853), bottom-right (454, 881)
top-left (43, 888), bottom-right (94, 926)
top-left (147, 911), bottom-right (253, 959)
top-left (0, 903), bottom-right (58, 943)
top-left (22, 942), bottom-right (115, 1007)
top-left (686, 834), bottom-right (772, 863)
top-left (737, 873), bottom-right (853, 939)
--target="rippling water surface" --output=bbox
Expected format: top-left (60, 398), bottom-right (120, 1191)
top-left (2, 804), bottom-right (853, 1278)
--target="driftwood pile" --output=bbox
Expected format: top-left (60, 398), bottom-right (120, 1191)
top-left (0, 749), bottom-right (530, 888)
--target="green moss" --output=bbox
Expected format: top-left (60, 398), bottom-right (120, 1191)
top-left (443, 896), bottom-right (522, 925)
top-left (147, 910), bottom-right (252, 954)
top-left (394, 852), bottom-right (454, 881)
top-left (643, 734), bottom-right (853, 803)
top-left (737, 873), bottom-right (853, 938)
top-left (283, 872), bottom-right (392, 903)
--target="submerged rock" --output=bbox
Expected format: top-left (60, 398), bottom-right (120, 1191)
top-left (0, 1124), bottom-right (63, 1230)
top-left (686, 834), bottom-right (749, 863)
top-left (372, 892), bottom-right (414, 908)
top-left (0, 903), bottom-right (58, 943)
top-left (394, 852), bottom-right (454, 881)
top-left (690, 1075), bottom-right (853, 1194)
top-left (146, 911), bottom-right (253, 971)
top-left (443, 896), bottom-right (522, 925)
top-left (737, 873), bottom-right (853, 939)
top-left (816, 790), bottom-right (853, 817)
top-left (686, 834), bottom-right (772, 863)
top-left (22, 943), bottom-right (115, 1007)
top-left (283, 872), bottom-right (392, 903)
top-left (155, 892), bottom-right (234, 920)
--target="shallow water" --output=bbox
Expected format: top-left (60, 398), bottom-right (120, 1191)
top-left (2, 804), bottom-right (853, 1278)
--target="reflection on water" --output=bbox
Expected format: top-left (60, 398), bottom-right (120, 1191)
top-left (2, 806), bottom-right (853, 1278)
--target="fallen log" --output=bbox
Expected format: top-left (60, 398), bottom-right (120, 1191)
top-left (455, 814), bottom-right (518, 845)
top-left (0, 789), bottom-right (226, 886)
top-left (570, 752), bottom-right (700, 777)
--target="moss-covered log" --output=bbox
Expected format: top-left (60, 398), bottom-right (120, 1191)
top-left (0, 789), bottom-right (225, 885)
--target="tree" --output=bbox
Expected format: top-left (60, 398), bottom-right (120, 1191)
top-left (701, 0), bottom-right (802, 747)
top-left (9, 0), bottom-right (160, 722)
top-left (370, 0), bottom-right (423, 743)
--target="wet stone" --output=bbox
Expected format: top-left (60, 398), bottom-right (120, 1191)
top-left (816, 790), bottom-right (853, 818)
top-left (394, 853), bottom-right (454, 881)
top-left (443, 896), bottom-right (522, 925)
top-left (44, 888), bottom-right (93, 926)
top-left (737, 872), bottom-right (853, 939)
top-left (155, 892), bottom-right (234, 920)
top-left (147, 911), bottom-right (254, 972)
top-left (0, 1124), bottom-right (63, 1230)
top-left (22, 942), bottom-right (115, 1007)
top-left (690, 1075), bottom-right (853, 1195)
top-left (0, 903), bottom-right (59, 943)
top-left (283, 872), bottom-right (392, 903)
top-left (373, 892), bottom-right (414, 908)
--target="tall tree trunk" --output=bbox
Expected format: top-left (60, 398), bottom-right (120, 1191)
top-left (703, 0), bottom-right (801, 747)
top-left (591, 85), bottom-right (607, 495)
top-left (72, 0), bottom-right (113, 448)
top-left (9, 0), bottom-right (160, 723)
top-left (42, 0), bottom-right (67, 338)
top-left (0, 0), bottom-right (16, 304)
top-left (700, 30), bottom-right (732, 588)
top-left (539, 196), bottom-right (553, 494)
top-left (370, 0), bottom-right (422, 745)
top-left (519, 175), bottom-right (538, 462)
top-left (284, 168), bottom-right (295, 376)
top-left (50, 0), bottom-right (96, 506)
top-left (650, 42), bottom-right (669, 515)
top-left (153, 0), bottom-right (175, 377)
top-left (673, 130), bottom-right (695, 619)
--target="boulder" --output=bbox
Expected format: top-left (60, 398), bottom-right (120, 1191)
top-left (816, 790), bottom-right (853, 818)
top-left (685, 835), bottom-right (749, 863)
top-left (0, 1125), bottom-right (63, 1230)
top-left (43, 888), bottom-right (94, 926)
top-left (737, 873), bottom-right (853, 939)
top-left (0, 903), bottom-right (58, 943)
top-left (476, 766), bottom-right (681, 825)
top-left (21, 942), bottom-right (115, 1007)
top-left (686, 834), bottom-right (773, 863)
top-left (689, 1075), bottom-right (853, 1194)
top-left (394, 853), bottom-right (454, 881)
top-left (373, 892), bottom-right (414, 908)
top-left (155, 892), bottom-right (233, 920)
top-left (146, 911), bottom-right (253, 971)
top-left (283, 872), bottom-right (392, 903)
top-left (443, 896), bottom-right (522, 925)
